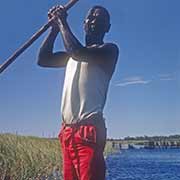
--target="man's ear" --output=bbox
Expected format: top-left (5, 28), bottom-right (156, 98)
top-left (105, 23), bottom-right (111, 33)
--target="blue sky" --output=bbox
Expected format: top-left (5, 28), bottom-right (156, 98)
top-left (0, 0), bottom-right (179, 138)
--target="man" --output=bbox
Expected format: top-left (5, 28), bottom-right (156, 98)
top-left (38, 5), bottom-right (119, 180)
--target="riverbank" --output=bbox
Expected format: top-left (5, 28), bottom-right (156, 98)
top-left (0, 133), bottom-right (116, 179)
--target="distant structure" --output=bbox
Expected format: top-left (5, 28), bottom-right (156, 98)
top-left (110, 139), bottom-right (180, 150)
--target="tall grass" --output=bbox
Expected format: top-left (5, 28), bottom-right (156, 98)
top-left (0, 134), bottom-right (62, 179)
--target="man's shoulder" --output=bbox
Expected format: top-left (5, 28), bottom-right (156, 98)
top-left (88, 42), bottom-right (119, 51)
top-left (97, 43), bottom-right (119, 77)
top-left (99, 43), bottom-right (119, 61)
top-left (100, 43), bottom-right (119, 53)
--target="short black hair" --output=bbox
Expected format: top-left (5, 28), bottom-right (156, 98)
top-left (89, 5), bottom-right (110, 24)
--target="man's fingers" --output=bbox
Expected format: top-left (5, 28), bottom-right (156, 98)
top-left (48, 5), bottom-right (67, 22)
top-left (48, 6), bottom-right (58, 16)
top-left (49, 5), bottom-right (64, 13)
top-left (48, 11), bottom-right (52, 18)
top-left (48, 6), bottom-right (58, 20)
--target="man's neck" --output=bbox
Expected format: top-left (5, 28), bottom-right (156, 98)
top-left (85, 34), bottom-right (104, 47)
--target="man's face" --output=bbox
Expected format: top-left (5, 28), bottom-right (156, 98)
top-left (84, 8), bottom-right (110, 36)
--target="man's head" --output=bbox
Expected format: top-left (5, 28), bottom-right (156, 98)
top-left (84, 6), bottom-right (111, 37)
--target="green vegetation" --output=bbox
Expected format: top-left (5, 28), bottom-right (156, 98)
top-left (0, 134), bottom-right (62, 179)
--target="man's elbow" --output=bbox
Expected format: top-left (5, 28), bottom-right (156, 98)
top-left (37, 47), bottom-right (50, 67)
top-left (37, 55), bottom-right (48, 67)
top-left (37, 61), bottom-right (45, 67)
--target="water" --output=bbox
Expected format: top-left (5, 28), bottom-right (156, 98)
top-left (106, 149), bottom-right (180, 180)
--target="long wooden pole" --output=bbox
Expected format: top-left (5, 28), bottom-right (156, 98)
top-left (0, 0), bottom-right (79, 74)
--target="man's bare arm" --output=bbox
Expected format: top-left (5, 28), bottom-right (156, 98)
top-left (37, 28), bottom-right (69, 68)
top-left (37, 7), bottom-right (70, 68)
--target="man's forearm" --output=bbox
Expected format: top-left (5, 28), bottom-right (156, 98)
top-left (39, 29), bottom-right (59, 58)
top-left (57, 19), bottom-right (83, 55)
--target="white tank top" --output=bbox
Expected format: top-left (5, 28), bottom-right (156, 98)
top-left (61, 57), bottom-right (110, 124)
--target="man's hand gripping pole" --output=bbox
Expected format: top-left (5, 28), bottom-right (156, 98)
top-left (0, 0), bottom-right (79, 74)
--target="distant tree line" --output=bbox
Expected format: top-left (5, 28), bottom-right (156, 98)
top-left (108, 134), bottom-right (180, 142)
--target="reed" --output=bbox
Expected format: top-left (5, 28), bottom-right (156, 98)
top-left (0, 134), bottom-right (62, 179)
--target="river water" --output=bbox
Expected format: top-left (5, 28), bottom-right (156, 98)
top-left (106, 149), bottom-right (180, 180)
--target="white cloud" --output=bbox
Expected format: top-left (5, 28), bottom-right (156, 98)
top-left (115, 73), bottom-right (175, 88)
top-left (158, 74), bottom-right (175, 81)
top-left (115, 76), bottom-right (151, 87)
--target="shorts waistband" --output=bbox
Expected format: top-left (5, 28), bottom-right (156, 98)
top-left (62, 115), bottom-right (105, 128)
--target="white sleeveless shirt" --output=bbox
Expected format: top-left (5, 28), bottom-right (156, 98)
top-left (61, 57), bottom-right (110, 124)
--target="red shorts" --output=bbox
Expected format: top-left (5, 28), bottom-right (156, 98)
top-left (58, 120), bottom-right (106, 180)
